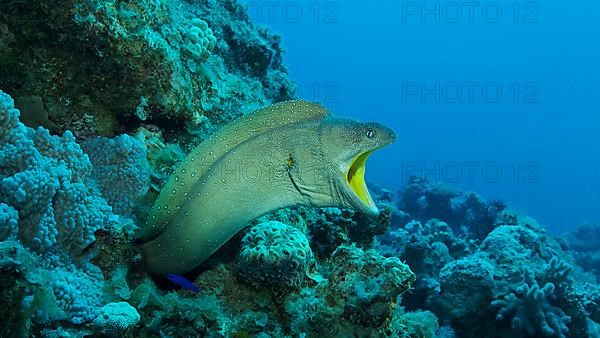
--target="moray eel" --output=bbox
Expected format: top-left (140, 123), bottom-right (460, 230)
top-left (139, 100), bottom-right (396, 275)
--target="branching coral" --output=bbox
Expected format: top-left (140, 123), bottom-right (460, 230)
top-left (0, 203), bottom-right (18, 241)
top-left (491, 274), bottom-right (571, 338)
top-left (0, 90), bottom-right (116, 256)
top-left (82, 134), bottom-right (150, 215)
top-left (0, 240), bottom-right (106, 327)
top-left (48, 265), bottom-right (105, 324)
top-left (538, 257), bottom-right (573, 294)
top-left (0, 90), bottom-right (155, 331)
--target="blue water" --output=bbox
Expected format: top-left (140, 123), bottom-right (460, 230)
top-left (244, 0), bottom-right (600, 233)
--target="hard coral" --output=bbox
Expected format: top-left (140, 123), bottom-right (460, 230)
top-left (0, 90), bottom-right (116, 256)
top-left (194, 0), bottom-right (297, 102)
top-left (492, 274), bottom-right (571, 338)
top-left (92, 301), bottom-right (140, 336)
top-left (375, 218), bottom-right (468, 312)
top-left (329, 244), bottom-right (416, 328)
top-left (302, 206), bottom-right (390, 257)
top-left (237, 221), bottom-right (316, 289)
top-left (400, 176), bottom-right (459, 223)
top-left (0, 240), bottom-right (106, 327)
top-left (0, 203), bottom-right (18, 241)
top-left (281, 244), bottom-right (418, 336)
top-left (83, 134), bottom-right (150, 215)
top-left (284, 287), bottom-right (344, 335)
top-left (563, 223), bottom-right (600, 279)
top-left (0, 0), bottom-right (295, 136)
top-left (399, 176), bottom-right (504, 240)
top-left (1, 90), bottom-right (153, 331)
top-left (437, 257), bottom-right (496, 322)
top-left (49, 265), bottom-right (105, 324)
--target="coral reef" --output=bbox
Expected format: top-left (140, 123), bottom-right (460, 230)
top-left (327, 244), bottom-right (416, 329)
top-left (0, 0), bottom-right (295, 137)
top-left (0, 90), bottom-right (114, 256)
top-left (1, 0), bottom-right (598, 336)
top-left (258, 202), bottom-right (392, 259)
top-left (437, 257), bottom-right (496, 323)
top-left (562, 223), bottom-right (600, 279)
top-left (0, 90), bottom-right (145, 333)
top-left (0, 203), bottom-right (18, 241)
top-left (0, 37), bottom-right (423, 338)
top-left (376, 177), bottom-right (600, 338)
top-left (103, 246), bottom-right (420, 337)
top-left (399, 176), bottom-right (505, 240)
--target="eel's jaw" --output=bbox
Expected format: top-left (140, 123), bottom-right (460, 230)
top-left (345, 150), bottom-right (379, 215)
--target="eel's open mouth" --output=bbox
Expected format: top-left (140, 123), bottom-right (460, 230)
top-left (346, 151), bottom-right (378, 213)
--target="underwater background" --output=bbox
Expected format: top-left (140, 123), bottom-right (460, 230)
top-left (245, 0), bottom-right (600, 233)
top-left (0, 0), bottom-right (598, 337)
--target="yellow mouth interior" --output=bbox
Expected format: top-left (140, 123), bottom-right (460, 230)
top-left (346, 151), bottom-right (377, 210)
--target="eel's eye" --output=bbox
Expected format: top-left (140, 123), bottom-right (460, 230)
top-left (366, 129), bottom-right (375, 139)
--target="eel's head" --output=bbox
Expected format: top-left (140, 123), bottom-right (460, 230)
top-left (321, 118), bottom-right (396, 216)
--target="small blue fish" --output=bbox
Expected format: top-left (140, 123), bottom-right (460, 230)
top-left (166, 274), bottom-right (200, 293)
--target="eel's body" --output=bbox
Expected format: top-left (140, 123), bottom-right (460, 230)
top-left (139, 100), bottom-right (395, 274)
